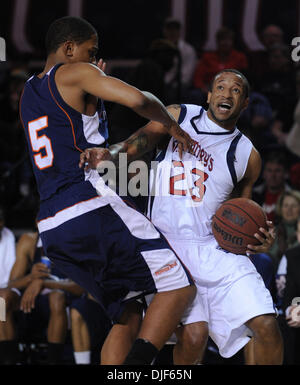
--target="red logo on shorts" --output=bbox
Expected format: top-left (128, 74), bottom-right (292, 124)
top-left (155, 261), bottom-right (178, 276)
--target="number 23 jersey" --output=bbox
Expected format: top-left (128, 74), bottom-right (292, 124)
top-left (147, 104), bottom-right (253, 241)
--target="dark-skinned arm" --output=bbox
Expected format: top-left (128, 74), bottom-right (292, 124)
top-left (40, 279), bottom-right (85, 297)
top-left (79, 104), bottom-right (182, 170)
top-left (7, 233), bottom-right (50, 290)
top-left (20, 279), bottom-right (86, 313)
top-left (57, 63), bottom-right (191, 151)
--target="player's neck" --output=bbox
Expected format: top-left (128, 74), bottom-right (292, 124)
top-left (38, 55), bottom-right (64, 78)
top-left (207, 109), bottom-right (236, 131)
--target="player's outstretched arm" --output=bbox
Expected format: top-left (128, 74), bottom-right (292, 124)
top-left (79, 105), bottom-right (182, 170)
top-left (58, 63), bottom-right (191, 151)
top-left (239, 147), bottom-right (275, 254)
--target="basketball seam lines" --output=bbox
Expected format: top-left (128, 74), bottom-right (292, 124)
top-left (214, 215), bottom-right (258, 240)
top-left (222, 202), bottom-right (264, 228)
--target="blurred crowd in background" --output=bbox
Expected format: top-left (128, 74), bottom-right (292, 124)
top-left (1, 7), bottom-right (300, 365)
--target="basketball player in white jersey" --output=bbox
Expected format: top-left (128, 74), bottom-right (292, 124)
top-left (81, 69), bottom-right (283, 365)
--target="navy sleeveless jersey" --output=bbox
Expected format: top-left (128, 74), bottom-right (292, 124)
top-left (20, 63), bottom-right (108, 218)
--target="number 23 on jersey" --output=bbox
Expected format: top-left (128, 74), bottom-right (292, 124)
top-left (170, 160), bottom-right (208, 202)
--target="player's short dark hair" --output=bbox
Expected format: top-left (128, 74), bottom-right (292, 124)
top-left (45, 16), bottom-right (97, 55)
top-left (210, 69), bottom-right (250, 99)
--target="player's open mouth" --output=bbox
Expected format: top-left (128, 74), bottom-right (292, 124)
top-left (217, 103), bottom-right (232, 112)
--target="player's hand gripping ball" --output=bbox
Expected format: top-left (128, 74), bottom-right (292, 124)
top-left (212, 198), bottom-right (268, 255)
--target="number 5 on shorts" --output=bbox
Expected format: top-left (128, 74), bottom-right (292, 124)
top-left (28, 116), bottom-right (54, 170)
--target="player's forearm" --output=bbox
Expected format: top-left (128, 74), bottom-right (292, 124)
top-left (79, 66), bottom-right (175, 128)
top-left (42, 279), bottom-right (85, 296)
top-left (107, 136), bottom-right (149, 166)
top-left (132, 91), bottom-right (176, 129)
top-left (109, 125), bottom-right (165, 165)
top-left (7, 274), bottom-right (33, 290)
top-left (115, 131), bottom-right (151, 162)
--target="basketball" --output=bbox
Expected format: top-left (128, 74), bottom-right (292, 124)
top-left (212, 198), bottom-right (267, 255)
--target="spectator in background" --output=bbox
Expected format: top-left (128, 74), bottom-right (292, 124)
top-left (261, 25), bottom-right (284, 50)
top-left (109, 38), bottom-right (179, 144)
top-left (285, 67), bottom-right (300, 160)
top-left (252, 151), bottom-right (291, 222)
top-left (259, 44), bottom-right (297, 150)
top-left (70, 293), bottom-right (111, 364)
top-left (193, 27), bottom-right (248, 93)
top-left (248, 24), bottom-right (285, 89)
top-left (0, 231), bottom-right (84, 364)
top-left (0, 206), bottom-right (17, 364)
top-left (238, 91), bottom-right (273, 152)
top-left (290, 163), bottom-right (300, 191)
top-left (162, 18), bottom-right (197, 100)
top-left (268, 190), bottom-right (300, 271)
top-left (0, 206), bottom-right (16, 289)
top-left (277, 216), bottom-right (300, 364)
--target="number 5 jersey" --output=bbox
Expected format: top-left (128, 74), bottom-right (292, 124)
top-left (19, 64), bottom-right (108, 222)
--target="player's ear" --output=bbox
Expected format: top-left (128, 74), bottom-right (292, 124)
top-left (242, 96), bottom-right (249, 111)
top-left (207, 92), bottom-right (212, 104)
top-left (63, 41), bottom-right (75, 58)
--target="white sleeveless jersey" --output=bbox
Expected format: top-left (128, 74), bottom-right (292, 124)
top-left (148, 104), bottom-right (253, 241)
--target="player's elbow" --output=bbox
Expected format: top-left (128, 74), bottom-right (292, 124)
top-left (130, 91), bottom-right (159, 114)
top-left (129, 92), bottom-right (150, 111)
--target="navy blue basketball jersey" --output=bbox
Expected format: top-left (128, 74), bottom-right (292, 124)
top-left (20, 63), bottom-right (108, 207)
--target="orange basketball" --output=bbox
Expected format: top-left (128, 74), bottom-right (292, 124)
top-left (212, 198), bottom-right (267, 255)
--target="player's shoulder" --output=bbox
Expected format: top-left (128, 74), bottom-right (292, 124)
top-left (168, 103), bottom-right (204, 124)
top-left (56, 62), bottom-right (103, 85)
top-left (236, 130), bottom-right (255, 150)
top-left (241, 140), bottom-right (260, 167)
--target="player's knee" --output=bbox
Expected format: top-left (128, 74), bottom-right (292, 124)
top-left (182, 323), bottom-right (208, 352)
top-left (70, 307), bottom-right (83, 326)
top-left (118, 300), bottom-right (143, 325)
top-left (250, 315), bottom-right (281, 341)
top-left (49, 291), bottom-right (66, 313)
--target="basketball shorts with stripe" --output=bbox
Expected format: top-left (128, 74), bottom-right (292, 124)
top-left (39, 197), bottom-right (193, 322)
top-left (167, 237), bottom-right (276, 358)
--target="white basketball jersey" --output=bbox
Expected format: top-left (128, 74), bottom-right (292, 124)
top-left (148, 104), bottom-right (253, 241)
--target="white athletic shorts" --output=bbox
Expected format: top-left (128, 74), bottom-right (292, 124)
top-left (168, 236), bottom-right (276, 358)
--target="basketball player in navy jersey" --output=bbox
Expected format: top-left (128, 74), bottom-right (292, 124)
top-left (82, 69), bottom-right (283, 365)
top-left (20, 16), bottom-right (196, 365)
